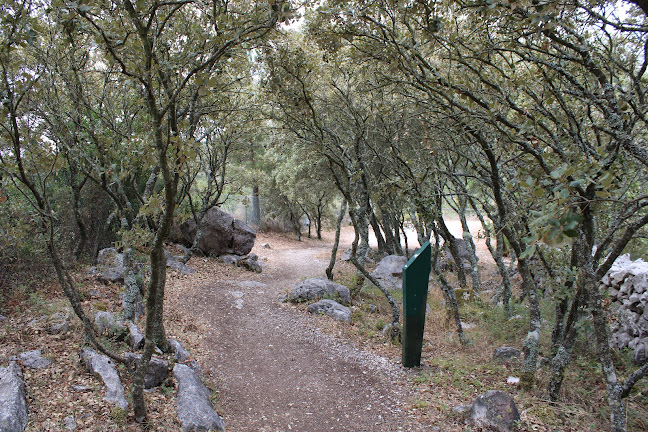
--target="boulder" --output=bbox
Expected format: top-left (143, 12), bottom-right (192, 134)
top-left (371, 255), bottom-right (408, 290)
top-left (80, 348), bottom-right (128, 411)
top-left (174, 364), bottom-right (225, 432)
top-left (88, 248), bottom-right (124, 283)
top-left (285, 278), bottom-right (351, 305)
top-left (307, 299), bottom-right (352, 322)
top-left (493, 346), bottom-right (522, 362)
top-left (469, 390), bottom-right (520, 432)
top-left (0, 362), bottom-right (29, 432)
top-left (11, 349), bottom-right (52, 369)
top-left (124, 353), bottom-right (169, 389)
top-left (180, 207), bottom-right (256, 256)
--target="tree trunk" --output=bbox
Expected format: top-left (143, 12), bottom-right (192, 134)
top-left (251, 184), bottom-right (261, 227)
top-left (326, 199), bottom-right (347, 281)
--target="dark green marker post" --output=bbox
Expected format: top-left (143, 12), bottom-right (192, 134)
top-left (402, 241), bottom-right (432, 368)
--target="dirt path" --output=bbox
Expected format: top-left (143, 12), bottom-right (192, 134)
top-left (173, 233), bottom-right (428, 432)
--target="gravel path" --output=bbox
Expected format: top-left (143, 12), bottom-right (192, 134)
top-left (178, 238), bottom-right (428, 432)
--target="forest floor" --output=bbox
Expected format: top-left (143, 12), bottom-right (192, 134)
top-left (2, 220), bottom-right (647, 431)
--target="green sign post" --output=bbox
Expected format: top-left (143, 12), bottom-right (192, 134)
top-left (402, 241), bottom-right (432, 367)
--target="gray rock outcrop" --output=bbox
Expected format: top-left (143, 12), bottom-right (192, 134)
top-left (0, 362), bottom-right (29, 432)
top-left (285, 277), bottom-right (351, 305)
top-left (603, 255), bottom-right (648, 364)
top-left (307, 299), bottom-right (352, 322)
top-left (371, 255), bottom-right (408, 290)
top-left (180, 207), bottom-right (256, 256)
top-left (168, 338), bottom-right (192, 363)
top-left (174, 363), bottom-right (225, 431)
top-left (124, 353), bottom-right (169, 389)
top-left (11, 349), bottom-right (52, 369)
top-left (469, 390), bottom-right (520, 432)
top-left (88, 248), bottom-right (124, 283)
top-left (80, 348), bottom-right (128, 411)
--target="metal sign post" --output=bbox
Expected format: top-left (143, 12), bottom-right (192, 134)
top-left (402, 241), bottom-right (432, 368)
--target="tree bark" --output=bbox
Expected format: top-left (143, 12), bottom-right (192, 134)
top-left (326, 199), bottom-right (347, 280)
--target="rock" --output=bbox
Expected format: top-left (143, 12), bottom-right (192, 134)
top-left (127, 321), bottom-right (145, 350)
top-left (80, 348), bottom-right (128, 411)
top-left (634, 340), bottom-right (648, 365)
top-left (307, 299), bottom-right (352, 322)
top-left (94, 311), bottom-right (124, 336)
top-left (239, 254), bottom-right (262, 273)
top-left (64, 415), bottom-right (77, 430)
top-left (174, 364), bottom-right (225, 432)
top-left (0, 314), bottom-right (7, 322)
top-left (88, 248), bottom-right (124, 283)
top-left (168, 338), bottom-right (192, 363)
top-left (219, 254), bottom-right (241, 266)
top-left (285, 277), bottom-right (351, 305)
top-left (11, 349), bottom-right (52, 369)
top-left (124, 353), bottom-right (169, 389)
top-left (493, 346), bottom-right (522, 362)
top-left (180, 207), bottom-right (256, 256)
top-left (71, 385), bottom-right (92, 392)
top-left (0, 362), bottom-right (29, 432)
top-left (452, 404), bottom-right (472, 415)
top-left (371, 255), bottom-right (408, 290)
top-left (440, 238), bottom-right (476, 272)
top-left (165, 251), bottom-right (196, 275)
top-left (469, 390), bottom-right (520, 432)
top-left (47, 320), bottom-right (69, 335)
top-left (261, 242), bottom-right (271, 249)
top-left (341, 248), bottom-right (352, 261)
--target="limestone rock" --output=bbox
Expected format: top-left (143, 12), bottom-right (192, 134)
top-left (371, 255), bottom-right (408, 290)
top-left (180, 207), bottom-right (256, 256)
top-left (174, 364), bottom-right (225, 431)
top-left (165, 251), bottom-right (196, 275)
top-left (285, 277), bottom-right (351, 305)
top-left (11, 349), bottom-right (52, 369)
top-left (307, 299), bottom-right (352, 322)
top-left (64, 415), bottom-right (77, 430)
top-left (493, 346), bottom-right (522, 362)
top-left (168, 338), bottom-right (192, 363)
top-left (80, 348), bottom-right (128, 411)
top-left (0, 362), bottom-right (29, 432)
top-left (127, 321), bottom-right (145, 350)
top-left (88, 248), bottom-right (124, 283)
top-left (469, 390), bottom-right (520, 432)
top-left (124, 353), bottom-right (169, 389)
top-left (94, 311), bottom-right (124, 336)
top-left (46, 311), bottom-right (70, 335)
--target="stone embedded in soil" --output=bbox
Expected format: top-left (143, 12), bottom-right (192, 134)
top-left (127, 321), bottom-right (145, 350)
top-left (492, 346), bottom-right (522, 362)
top-left (307, 299), bottom-right (352, 322)
top-left (124, 353), bottom-right (169, 389)
top-left (371, 255), bottom-right (408, 290)
top-left (80, 348), bottom-right (128, 411)
top-left (11, 349), bottom-right (52, 369)
top-left (469, 390), bottom-right (520, 432)
top-left (174, 363), bottom-right (225, 432)
top-left (285, 277), bottom-right (351, 305)
top-left (64, 415), bottom-right (77, 430)
top-left (94, 311), bottom-right (124, 336)
top-left (168, 338), bottom-right (192, 363)
top-left (0, 362), bottom-right (29, 432)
